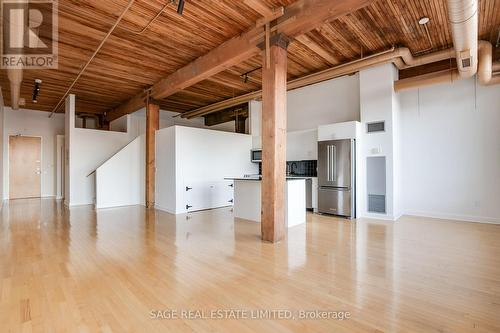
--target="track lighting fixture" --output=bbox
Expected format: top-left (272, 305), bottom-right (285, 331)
top-left (240, 67), bottom-right (262, 83)
top-left (32, 79), bottom-right (42, 103)
top-left (177, 0), bottom-right (185, 15)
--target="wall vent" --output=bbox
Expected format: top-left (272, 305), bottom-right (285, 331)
top-left (461, 57), bottom-right (472, 68)
top-left (368, 194), bottom-right (386, 214)
top-left (367, 121), bottom-right (385, 133)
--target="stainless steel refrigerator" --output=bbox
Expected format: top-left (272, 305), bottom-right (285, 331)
top-left (317, 139), bottom-right (355, 218)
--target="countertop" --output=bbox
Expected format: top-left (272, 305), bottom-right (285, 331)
top-left (225, 176), bottom-right (311, 181)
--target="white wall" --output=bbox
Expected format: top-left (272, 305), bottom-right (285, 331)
top-left (156, 127), bottom-right (177, 213)
top-left (111, 108), bottom-right (236, 138)
top-left (399, 78), bottom-right (500, 223)
top-left (249, 74), bottom-right (360, 155)
top-left (64, 95), bottom-right (74, 206)
top-left (286, 129), bottom-right (318, 161)
top-left (155, 126), bottom-right (257, 214)
top-left (95, 135), bottom-right (145, 209)
top-left (109, 114), bottom-right (128, 132)
top-left (3, 106), bottom-right (65, 199)
top-left (287, 74), bottom-right (360, 131)
top-left (56, 135), bottom-right (64, 199)
top-left (65, 94), bottom-right (135, 206)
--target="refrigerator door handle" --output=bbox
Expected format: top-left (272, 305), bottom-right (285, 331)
top-left (332, 145), bottom-right (336, 182)
top-left (326, 146), bottom-right (330, 182)
top-left (327, 145), bottom-right (336, 183)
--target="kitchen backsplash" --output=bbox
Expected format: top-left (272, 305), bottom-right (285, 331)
top-left (258, 160), bottom-right (318, 177)
top-left (287, 160), bottom-right (317, 176)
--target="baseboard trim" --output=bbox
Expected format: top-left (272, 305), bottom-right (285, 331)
top-left (358, 213), bottom-right (399, 221)
top-left (66, 203), bottom-right (95, 208)
top-left (95, 203), bottom-right (145, 210)
top-left (154, 204), bottom-right (176, 215)
top-left (404, 211), bottom-right (500, 225)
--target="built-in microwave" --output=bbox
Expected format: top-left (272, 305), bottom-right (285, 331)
top-left (251, 149), bottom-right (262, 163)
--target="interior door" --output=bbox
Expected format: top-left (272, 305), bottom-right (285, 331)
top-left (9, 136), bottom-right (42, 199)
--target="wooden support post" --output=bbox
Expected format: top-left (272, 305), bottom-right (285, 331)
top-left (261, 41), bottom-right (288, 243)
top-left (146, 103), bottom-right (159, 208)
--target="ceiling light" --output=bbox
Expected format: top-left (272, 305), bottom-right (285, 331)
top-left (177, 0), bottom-right (185, 15)
top-left (418, 17), bottom-right (430, 25)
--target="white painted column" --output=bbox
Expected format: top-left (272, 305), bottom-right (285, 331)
top-left (64, 94), bottom-right (75, 206)
top-left (358, 64), bottom-right (401, 220)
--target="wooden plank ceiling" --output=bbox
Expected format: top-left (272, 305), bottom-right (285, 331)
top-left (1, 0), bottom-right (499, 116)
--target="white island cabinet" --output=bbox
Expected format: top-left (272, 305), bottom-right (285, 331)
top-left (227, 177), bottom-right (306, 227)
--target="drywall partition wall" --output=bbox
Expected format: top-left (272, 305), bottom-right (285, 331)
top-left (109, 114), bottom-right (129, 133)
top-left (111, 108), bottom-right (236, 138)
top-left (69, 129), bottom-right (135, 206)
top-left (359, 63), bottom-right (400, 220)
top-left (3, 106), bottom-right (65, 200)
top-left (155, 126), bottom-right (176, 213)
top-left (249, 73), bottom-right (360, 149)
top-left (392, 80), bottom-right (402, 219)
top-left (56, 135), bottom-right (64, 200)
top-left (155, 126), bottom-right (257, 214)
top-left (64, 95), bottom-right (74, 206)
top-left (209, 120), bottom-right (236, 133)
top-left (399, 78), bottom-right (500, 223)
top-left (65, 94), bottom-right (135, 206)
top-left (175, 126), bottom-right (256, 213)
top-left (95, 135), bottom-right (145, 209)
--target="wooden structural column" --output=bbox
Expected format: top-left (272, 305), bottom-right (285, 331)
top-left (146, 103), bottom-right (159, 208)
top-left (261, 38), bottom-right (288, 243)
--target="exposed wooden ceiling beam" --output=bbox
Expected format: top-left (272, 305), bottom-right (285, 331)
top-left (295, 34), bottom-right (340, 65)
top-left (181, 48), bottom-right (402, 118)
top-left (106, 0), bottom-right (375, 121)
top-left (244, 0), bottom-right (275, 19)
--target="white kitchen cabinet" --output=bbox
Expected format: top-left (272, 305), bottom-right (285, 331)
top-left (311, 177), bottom-right (318, 212)
top-left (184, 180), bottom-right (234, 212)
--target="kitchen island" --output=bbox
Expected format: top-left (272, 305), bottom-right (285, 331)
top-left (225, 177), bottom-right (306, 227)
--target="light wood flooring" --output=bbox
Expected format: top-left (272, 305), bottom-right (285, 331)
top-left (1, 199), bottom-right (499, 332)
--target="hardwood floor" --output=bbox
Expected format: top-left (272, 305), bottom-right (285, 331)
top-left (1, 199), bottom-right (499, 332)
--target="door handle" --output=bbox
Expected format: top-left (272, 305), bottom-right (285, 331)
top-left (186, 204), bottom-right (192, 210)
top-left (185, 186), bottom-right (192, 191)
